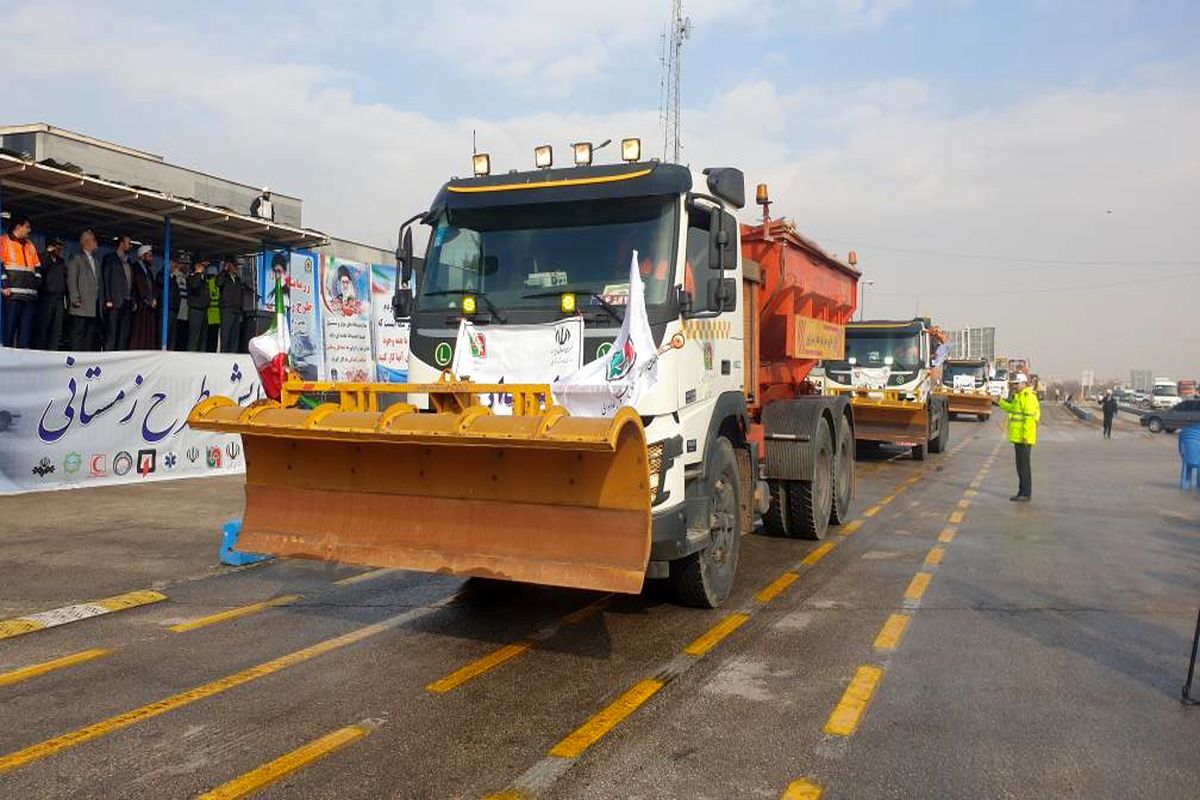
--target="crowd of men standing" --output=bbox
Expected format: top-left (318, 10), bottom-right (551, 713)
top-left (1, 215), bottom-right (255, 354)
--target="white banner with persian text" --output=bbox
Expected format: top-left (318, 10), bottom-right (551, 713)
top-left (450, 318), bottom-right (584, 414)
top-left (0, 348), bottom-right (257, 495)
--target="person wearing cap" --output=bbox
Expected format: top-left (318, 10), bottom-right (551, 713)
top-left (129, 244), bottom-right (159, 350)
top-left (186, 255), bottom-right (212, 352)
top-left (997, 371), bottom-right (1041, 502)
top-left (250, 187), bottom-right (274, 221)
top-left (36, 237), bottom-right (68, 350)
top-left (216, 257), bottom-right (246, 353)
top-left (1, 215), bottom-right (42, 348)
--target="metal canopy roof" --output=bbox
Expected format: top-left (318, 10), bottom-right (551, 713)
top-left (0, 153), bottom-right (327, 256)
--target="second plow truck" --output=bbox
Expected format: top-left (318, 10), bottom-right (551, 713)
top-left (938, 358), bottom-right (993, 421)
top-left (190, 141), bottom-right (859, 608)
top-left (822, 318), bottom-right (951, 460)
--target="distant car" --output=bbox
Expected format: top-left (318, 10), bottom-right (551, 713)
top-left (1140, 399), bottom-right (1200, 433)
top-left (1132, 391), bottom-right (1152, 408)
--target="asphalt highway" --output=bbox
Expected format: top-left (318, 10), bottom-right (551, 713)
top-left (1, 403), bottom-right (1196, 798)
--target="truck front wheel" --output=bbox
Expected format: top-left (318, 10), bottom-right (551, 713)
top-left (672, 436), bottom-right (742, 608)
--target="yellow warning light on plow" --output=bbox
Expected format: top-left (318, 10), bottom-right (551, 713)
top-left (561, 292), bottom-right (577, 314)
top-left (461, 295), bottom-right (477, 315)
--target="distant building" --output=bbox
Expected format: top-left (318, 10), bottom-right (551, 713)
top-left (945, 326), bottom-right (996, 361)
top-left (1130, 370), bottom-right (1153, 392)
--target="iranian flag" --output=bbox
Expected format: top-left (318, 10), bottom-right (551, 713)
top-left (249, 274), bottom-right (291, 400)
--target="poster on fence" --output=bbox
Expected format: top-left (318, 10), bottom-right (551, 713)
top-left (285, 250), bottom-right (324, 380)
top-left (370, 263), bottom-right (410, 382)
top-left (451, 317), bottom-right (583, 414)
top-left (0, 348), bottom-right (257, 494)
top-left (320, 256), bottom-right (373, 382)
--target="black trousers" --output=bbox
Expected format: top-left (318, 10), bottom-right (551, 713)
top-left (104, 303), bottom-right (132, 351)
top-left (1102, 414), bottom-right (1114, 438)
top-left (35, 293), bottom-right (65, 350)
top-left (1014, 443), bottom-right (1032, 498)
top-left (69, 315), bottom-right (97, 351)
top-left (187, 308), bottom-right (209, 352)
top-left (219, 310), bottom-right (242, 353)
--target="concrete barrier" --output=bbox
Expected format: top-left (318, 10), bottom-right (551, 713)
top-left (1065, 401), bottom-right (1096, 423)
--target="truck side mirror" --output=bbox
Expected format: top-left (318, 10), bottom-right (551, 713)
top-left (706, 277), bottom-right (737, 313)
top-left (397, 227), bottom-right (414, 285)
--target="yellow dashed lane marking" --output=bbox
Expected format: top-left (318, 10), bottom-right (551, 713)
top-left (756, 572), bottom-right (800, 604)
top-left (427, 641), bottom-right (533, 693)
top-left (841, 519), bottom-right (863, 535)
top-left (781, 777), bottom-right (825, 799)
top-left (0, 590), bottom-right (166, 641)
top-left (904, 573), bottom-right (933, 602)
top-left (561, 596), bottom-right (612, 625)
top-left (877, 494), bottom-right (897, 506)
top-left (824, 665), bottom-right (884, 736)
top-left (549, 678), bottom-right (664, 758)
top-left (873, 614), bottom-right (910, 651)
top-left (964, 489), bottom-right (978, 498)
top-left (0, 648), bottom-right (112, 688)
top-left (925, 547), bottom-right (945, 566)
top-left (802, 541), bottom-right (837, 566)
top-left (685, 612), bottom-right (751, 656)
top-left (938, 526), bottom-right (957, 543)
top-left (863, 505), bottom-right (882, 518)
top-left (956, 499), bottom-right (971, 510)
top-left (0, 611), bottom-right (415, 775)
top-left (948, 510), bottom-right (965, 524)
top-left (197, 720), bottom-right (378, 799)
top-left (169, 595), bottom-right (301, 633)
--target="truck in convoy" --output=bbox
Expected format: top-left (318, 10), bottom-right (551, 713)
top-left (938, 358), bottom-right (992, 421)
top-left (822, 318), bottom-right (951, 461)
top-left (190, 140), bottom-right (860, 608)
top-left (1149, 377), bottom-right (1181, 409)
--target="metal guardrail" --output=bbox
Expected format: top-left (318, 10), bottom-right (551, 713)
top-left (1064, 400), bottom-right (1096, 422)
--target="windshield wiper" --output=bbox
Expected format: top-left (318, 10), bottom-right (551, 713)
top-left (522, 288), bottom-right (624, 325)
top-left (422, 289), bottom-right (508, 323)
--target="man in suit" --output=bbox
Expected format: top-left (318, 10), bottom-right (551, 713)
top-left (102, 234), bottom-right (134, 350)
top-left (67, 229), bottom-right (102, 351)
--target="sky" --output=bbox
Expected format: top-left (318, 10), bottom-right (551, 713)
top-left (7, 0), bottom-right (1200, 380)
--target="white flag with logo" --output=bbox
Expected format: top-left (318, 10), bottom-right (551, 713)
top-left (452, 317), bottom-right (583, 415)
top-left (553, 251), bottom-right (659, 418)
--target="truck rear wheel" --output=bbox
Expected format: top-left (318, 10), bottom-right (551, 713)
top-left (762, 481), bottom-right (790, 536)
top-left (830, 415), bottom-right (854, 525)
top-left (786, 421), bottom-right (833, 540)
top-left (672, 436), bottom-right (741, 608)
top-left (929, 408), bottom-right (948, 454)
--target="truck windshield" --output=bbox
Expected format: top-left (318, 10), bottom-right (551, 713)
top-left (943, 363), bottom-right (987, 385)
top-left (1153, 384), bottom-right (1178, 397)
top-left (419, 196), bottom-right (676, 314)
top-left (832, 332), bottom-right (923, 370)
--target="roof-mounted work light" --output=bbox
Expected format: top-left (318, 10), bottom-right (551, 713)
top-left (573, 142), bottom-right (593, 166)
top-left (535, 145), bottom-right (553, 169)
top-left (621, 138), bottom-right (641, 162)
top-left (472, 153), bottom-right (491, 177)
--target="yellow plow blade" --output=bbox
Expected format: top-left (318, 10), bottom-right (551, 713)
top-left (188, 381), bottom-right (652, 594)
top-left (941, 391), bottom-right (993, 417)
top-left (846, 397), bottom-right (929, 445)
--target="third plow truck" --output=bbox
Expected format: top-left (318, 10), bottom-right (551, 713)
top-left (190, 141), bottom-right (859, 608)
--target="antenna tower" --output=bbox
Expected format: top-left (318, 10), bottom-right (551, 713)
top-left (658, 0), bottom-right (691, 163)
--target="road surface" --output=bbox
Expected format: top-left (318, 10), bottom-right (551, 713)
top-left (1, 403), bottom-right (1197, 798)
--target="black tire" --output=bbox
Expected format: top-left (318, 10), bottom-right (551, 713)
top-left (978, 413), bottom-right (989, 422)
top-left (762, 480), bottom-right (789, 536)
top-left (1147, 417), bottom-right (1163, 433)
top-left (830, 414), bottom-right (855, 525)
top-left (672, 437), bottom-right (742, 608)
top-left (911, 442), bottom-right (927, 461)
top-left (786, 421), bottom-right (833, 540)
top-left (930, 408), bottom-right (949, 453)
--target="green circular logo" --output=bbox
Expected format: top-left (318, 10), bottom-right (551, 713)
top-left (434, 342), bottom-right (453, 367)
top-left (596, 342), bottom-right (613, 359)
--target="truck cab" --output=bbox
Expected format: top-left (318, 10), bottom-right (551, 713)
top-left (822, 318), bottom-right (951, 459)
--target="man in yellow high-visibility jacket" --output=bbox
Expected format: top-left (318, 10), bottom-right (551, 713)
top-left (997, 372), bottom-right (1040, 502)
